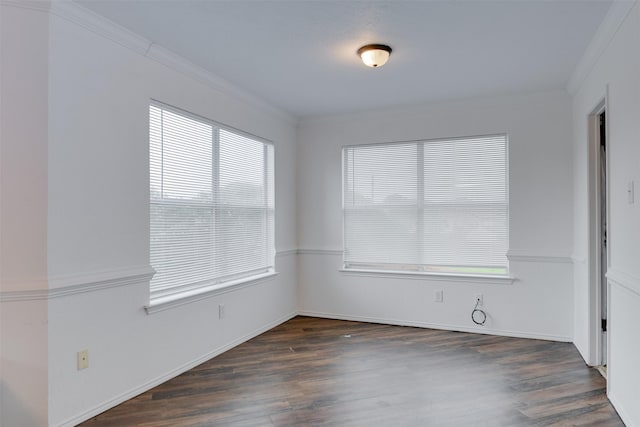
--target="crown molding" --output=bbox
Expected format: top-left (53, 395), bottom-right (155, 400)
top-left (49, 0), bottom-right (151, 55)
top-left (34, 0), bottom-right (296, 124)
top-left (567, 0), bottom-right (637, 95)
top-left (0, 277), bottom-right (49, 299)
top-left (0, 0), bottom-right (51, 13)
top-left (0, 288), bottom-right (50, 302)
top-left (144, 44), bottom-right (295, 123)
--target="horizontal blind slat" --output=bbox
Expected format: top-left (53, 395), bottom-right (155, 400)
top-left (149, 104), bottom-right (275, 294)
top-left (343, 134), bottom-right (508, 274)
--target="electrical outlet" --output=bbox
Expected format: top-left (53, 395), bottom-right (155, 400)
top-left (77, 349), bottom-right (89, 370)
top-left (475, 294), bottom-right (484, 306)
top-left (218, 304), bottom-right (225, 319)
top-left (434, 289), bottom-right (443, 303)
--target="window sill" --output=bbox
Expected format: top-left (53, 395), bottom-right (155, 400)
top-left (339, 268), bottom-right (516, 284)
top-left (145, 271), bottom-right (279, 314)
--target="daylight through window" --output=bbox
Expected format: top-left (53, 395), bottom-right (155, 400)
top-left (343, 135), bottom-right (508, 276)
top-left (150, 102), bottom-right (275, 301)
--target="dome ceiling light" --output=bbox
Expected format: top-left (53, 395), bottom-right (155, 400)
top-left (357, 44), bottom-right (392, 68)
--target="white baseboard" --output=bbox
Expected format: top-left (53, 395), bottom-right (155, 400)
top-left (608, 392), bottom-right (636, 427)
top-left (55, 308), bottom-right (573, 426)
top-left (297, 310), bottom-right (572, 342)
top-left (55, 311), bottom-right (297, 427)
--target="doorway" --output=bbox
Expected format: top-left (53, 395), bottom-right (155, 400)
top-left (589, 100), bottom-right (608, 373)
top-left (597, 110), bottom-right (607, 369)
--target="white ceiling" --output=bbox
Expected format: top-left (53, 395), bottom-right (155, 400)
top-left (76, 0), bottom-right (612, 118)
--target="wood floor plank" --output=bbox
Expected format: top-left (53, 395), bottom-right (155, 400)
top-left (81, 316), bottom-right (623, 426)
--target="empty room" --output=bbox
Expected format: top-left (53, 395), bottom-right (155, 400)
top-left (1, 0), bottom-right (639, 426)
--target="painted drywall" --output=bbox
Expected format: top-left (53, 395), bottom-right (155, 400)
top-left (3, 0), bottom-right (636, 425)
top-left (46, 9), bottom-right (298, 426)
top-left (571, 2), bottom-right (640, 425)
top-left (297, 92), bottom-right (575, 340)
top-left (1, 2), bottom-right (298, 425)
top-left (0, 4), bottom-right (50, 426)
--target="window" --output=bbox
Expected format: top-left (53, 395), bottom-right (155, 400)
top-left (150, 102), bottom-right (275, 302)
top-left (343, 135), bottom-right (508, 276)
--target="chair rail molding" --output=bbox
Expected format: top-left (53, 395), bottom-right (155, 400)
top-left (0, 265), bottom-right (155, 302)
top-left (297, 248), bottom-right (343, 256)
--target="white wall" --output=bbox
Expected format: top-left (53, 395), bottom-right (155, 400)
top-left (1, 2), bottom-right (298, 426)
top-left (297, 91), bottom-right (575, 341)
top-left (0, 4), bottom-right (50, 426)
top-left (571, 2), bottom-right (640, 425)
top-left (4, 0), bottom-right (637, 425)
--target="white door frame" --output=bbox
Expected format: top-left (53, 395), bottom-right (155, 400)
top-left (587, 94), bottom-right (609, 367)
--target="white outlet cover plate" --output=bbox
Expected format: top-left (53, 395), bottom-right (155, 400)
top-left (77, 349), bottom-right (89, 370)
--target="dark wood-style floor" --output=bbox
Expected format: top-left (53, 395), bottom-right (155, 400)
top-left (82, 316), bottom-right (623, 426)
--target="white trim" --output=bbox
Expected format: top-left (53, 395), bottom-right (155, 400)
top-left (0, 0), bottom-right (50, 13)
top-left (342, 132), bottom-right (508, 150)
top-left (48, 265), bottom-right (155, 289)
top-left (145, 272), bottom-right (279, 314)
top-left (339, 268), bottom-right (516, 285)
top-left (42, 0), bottom-right (295, 123)
top-left (607, 269), bottom-right (640, 297)
top-left (276, 249), bottom-right (298, 257)
top-left (571, 254), bottom-right (588, 264)
top-left (506, 250), bottom-right (573, 264)
top-left (145, 45), bottom-right (293, 122)
top-left (298, 248), bottom-right (343, 256)
top-left (55, 311), bottom-right (297, 427)
top-left (586, 98), bottom-right (608, 368)
top-left (0, 251), bottom-right (290, 303)
top-left (0, 287), bottom-right (49, 303)
top-left (607, 392), bottom-right (636, 427)
top-left (0, 266), bottom-right (155, 302)
top-left (567, 0), bottom-right (636, 95)
top-left (49, 0), bottom-right (151, 55)
top-left (299, 248), bottom-right (520, 283)
top-left (48, 265), bottom-right (155, 298)
top-left (297, 311), bottom-right (572, 342)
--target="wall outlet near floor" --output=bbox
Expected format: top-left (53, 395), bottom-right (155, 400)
top-left (77, 349), bottom-right (89, 370)
top-left (218, 304), bottom-right (225, 319)
top-left (434, 289), bottom-right (443, 303)
top-left (475, 294), bottom-right (484, 306)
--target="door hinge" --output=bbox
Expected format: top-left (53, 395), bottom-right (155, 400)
top-left (601, 318), bottom-right (607, 332)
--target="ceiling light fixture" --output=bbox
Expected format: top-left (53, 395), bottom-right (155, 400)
top-left (357, 44), bottom-right (392, 68)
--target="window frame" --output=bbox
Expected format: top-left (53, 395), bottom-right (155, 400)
top-left (146, 100), bottom-right (277, 312)
top-left (341, 134), bottom-right (511, 280)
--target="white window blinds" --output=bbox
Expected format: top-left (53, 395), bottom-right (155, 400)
top-left (150, 103), bottom-right (275, 299)
top-left (343, 135), bottom-right (508, 275)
